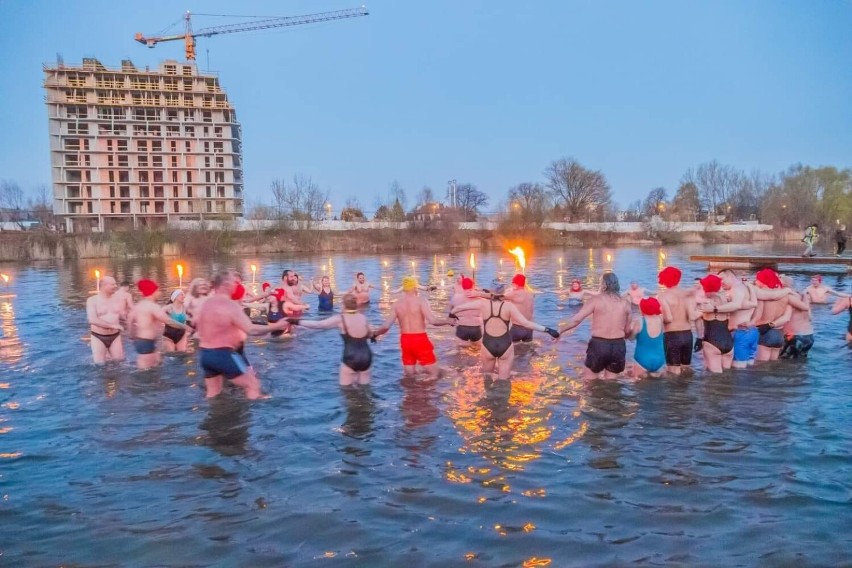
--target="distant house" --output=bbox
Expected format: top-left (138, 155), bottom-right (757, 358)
top-left (407, 202), bottom-right (467, 227)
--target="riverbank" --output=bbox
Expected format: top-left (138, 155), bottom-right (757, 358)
top-left (0, 222), bottom-right (788, 261)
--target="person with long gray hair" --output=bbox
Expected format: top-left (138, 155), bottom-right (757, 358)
top-left (558, 272), bottom-right (633, 380)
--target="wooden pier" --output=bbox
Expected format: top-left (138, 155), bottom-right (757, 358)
top-left (690, 255), bottom-right (852, 272)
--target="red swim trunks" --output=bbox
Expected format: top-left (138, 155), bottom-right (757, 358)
top-left (400, 333), bottom-right (436, 366)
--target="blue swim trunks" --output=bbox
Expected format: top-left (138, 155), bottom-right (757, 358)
top-left (733, 327), bottom-right (759, 363)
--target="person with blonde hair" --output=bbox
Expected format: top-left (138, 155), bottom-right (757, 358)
top-left (374, 276), bottom-right (455, 377)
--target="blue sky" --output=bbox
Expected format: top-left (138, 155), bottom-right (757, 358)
top-left (1, 0), bottom-right (850, 212)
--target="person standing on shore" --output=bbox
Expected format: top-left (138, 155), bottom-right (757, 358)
top-left (657, 266), bottom-right (699, 375)
top-left (802, 223), bottom-right (819, 257)
top-left (373, 276), bottom-right (456, 377)
top-left (558, 272), bottom-right (632, 380)
top-left (86, 276), bottom-right (125, 364)
top-left (835, 224), bottom-right (847, 257)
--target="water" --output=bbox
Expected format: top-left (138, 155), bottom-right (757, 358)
top-left (1, 243), bottom-right (851, 566)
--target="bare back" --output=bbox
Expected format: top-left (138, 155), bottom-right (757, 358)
top-left (589, 294), bottom-right (632, 339)
top-left (659, 288), bottom-right (694, 332)
top-left (393, 294), bottom-right (430, 334)
top-left (195, 295), bottom-right (251, 349)
top-left (506, 287), bottom-right (534, 320)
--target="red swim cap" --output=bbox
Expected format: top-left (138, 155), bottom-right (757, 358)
top-left (273, 287), bottom-right (287, 301)
top-left (262, 281), bottom-right (271, 291)
top-left (639, 297), bottom-right (662, 316)
top-left (512, 274), bottom-right (526, 288)
top-left (461, 277), bottom-right (474, 290)
top-left (658, 266), bottom-right (682, 288)
top-left (755, 268), bottom-right (783, 289)
top-left (699, 274), bottom-right (722, 294)
top-left (136, 278), bottom-right (159, 297)
top-left (231, 282), bottom-right (246, 301)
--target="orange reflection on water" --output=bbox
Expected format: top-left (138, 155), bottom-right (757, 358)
top-left (445, 356), bottom-right (587, 474)
top-left (0, 301), bottom-right (23, 364)
top-left (523, 557), bottom-right (552, 567)
top-left (0, 452), bottom-right (22, 459)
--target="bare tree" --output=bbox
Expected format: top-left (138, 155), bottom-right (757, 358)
top-left (389, 180), bottom-right (407, 212)
top-left (455, 183), bottom-right (489, 221)
top-left (0, 180), bottom-right (27, 229)
top-left (284, 175), bottom-right (329, 226)
top-left (642, 187), bottom-right (669, 218)
top-left (544, 158), bottom-right (612, 222)
top-left (29, 184), bottom-right (56, 227)
top-left (341, 196), bottom-right (366, 221)
top-left (682, 161), bottom-right (745, 222)
top-left (270, 179), bottom-right (287, 221)
top-left (416, 186), bottom-right (435, 207)
top-left (671, 182), bottom-right (701, 222)
top-left (507, 182), bottom-right (550, 230)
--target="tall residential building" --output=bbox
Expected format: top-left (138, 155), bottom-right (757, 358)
top-left (43, 58), bottom-right (243, 232)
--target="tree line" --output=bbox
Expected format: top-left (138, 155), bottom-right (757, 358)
top-left (256, 159), bottom-right (850, 235)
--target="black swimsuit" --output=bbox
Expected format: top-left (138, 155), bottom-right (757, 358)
top-left (847, 299), bottom-right (852, 334)
top-left (341, 314), bottom-right (372, 372)
top-left (704, 318), bottom-right (733, 354)
top-left (91, 330), bottom-right (120, 349)
top-left (482, 301), bottom-right (512, 359)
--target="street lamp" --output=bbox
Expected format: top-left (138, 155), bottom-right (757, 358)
top-left (325, 202), bottom-right (332, 220)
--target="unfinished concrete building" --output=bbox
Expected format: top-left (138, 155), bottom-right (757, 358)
top-left (43, 58), bottom-right (243, 232)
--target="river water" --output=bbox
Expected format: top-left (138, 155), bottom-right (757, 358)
top-left (1, 243), bottom-right (850, 566)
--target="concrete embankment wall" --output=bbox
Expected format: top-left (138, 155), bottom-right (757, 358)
top-left (0, 222), bottom-right (782, 262)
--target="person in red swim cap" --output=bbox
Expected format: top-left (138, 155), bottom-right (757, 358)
top-left (127, 279), bottom-right (190, 370)
top-left (695, 274), bottom-right (733, 374)
top-left (628, 297), bottom-right (666, 379)
top-left (656, 266), bottom-right (699, 376)
top-left (450, 277), bottom-right (483, 344)
top-left (748, 268), bottom-right (792, 363)
top-left (506, 273), bottom-right (536, 344)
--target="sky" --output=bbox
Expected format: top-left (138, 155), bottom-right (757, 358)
top-left (1, 0), bottom-right (850, 213)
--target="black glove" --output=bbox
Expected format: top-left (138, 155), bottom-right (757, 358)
top-left (481, 288), bottom-right (491, 294)
top-left (544, 327), bottom-right (560, 339)
top-left (448, 312), bottom-right (459, 320)
top-left (693, 338), bottom-right (703, 352)
top-left (286, 318), bottom-right (301, 325)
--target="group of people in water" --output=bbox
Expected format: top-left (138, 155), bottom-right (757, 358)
top-left (86, 261), bottom-right (851, 400)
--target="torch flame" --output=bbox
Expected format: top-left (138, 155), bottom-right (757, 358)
top-left (0, 274), bottom-right (8, 284)
top-left (469, 252), bottom-right (476, 270)
top-left (176, 264), bottom-right (184, 278)
top-left (94, 269), bottom-right (101, 280)
top-left (250, 264), bottom-right (257, 273)
top-left (508, 246), bottom-right (526, 272)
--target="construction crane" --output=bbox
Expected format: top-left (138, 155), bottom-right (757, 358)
top-left (135, 7), bottom-right (369, 61)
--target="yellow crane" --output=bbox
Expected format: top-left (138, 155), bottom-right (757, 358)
top-left (135, 7), bottom-right (369, 61)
